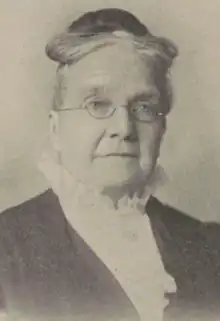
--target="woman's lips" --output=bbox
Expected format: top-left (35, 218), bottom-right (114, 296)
top-left (95, 153), bottom-right (138, 158)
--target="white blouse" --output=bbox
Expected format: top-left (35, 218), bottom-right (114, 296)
top-left (39, 156), bottom-right (176, 321)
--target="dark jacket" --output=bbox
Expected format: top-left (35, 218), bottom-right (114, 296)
top-left (0, 189), bottom-right (220, 320)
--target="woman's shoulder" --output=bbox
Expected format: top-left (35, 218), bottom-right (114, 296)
top-left (146, 196), bottom-right (202, 226)
top-left (146, 195), bottom-right (220, 246)
top-left (0, 189), bottom-right (58, 218)
top-left (0, 189), bottom-right (64, 241)
top-left (146, 196), bottom-right (220, 305)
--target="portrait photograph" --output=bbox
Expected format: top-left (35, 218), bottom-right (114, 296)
top-left (0, 1), bottom-right (220, 320)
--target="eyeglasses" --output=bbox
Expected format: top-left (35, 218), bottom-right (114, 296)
top-left (56, 100), bottom-right (166, 123)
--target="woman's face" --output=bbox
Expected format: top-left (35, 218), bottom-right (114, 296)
top-left (49, 44), bottom-right (166, 188)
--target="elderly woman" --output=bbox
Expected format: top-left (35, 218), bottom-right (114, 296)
top-left (1, 7), bottom-right (220, 321)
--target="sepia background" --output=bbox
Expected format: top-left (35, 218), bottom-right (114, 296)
top-left (0, 0), bottom-right (220, 221)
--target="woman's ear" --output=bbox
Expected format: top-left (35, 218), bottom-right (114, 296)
top-left (49, 110), bottom-right (60, 151)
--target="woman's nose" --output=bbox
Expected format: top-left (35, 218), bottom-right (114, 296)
top-left (108, 106), bottom-right (137, 142)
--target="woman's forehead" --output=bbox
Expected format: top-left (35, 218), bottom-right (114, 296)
top-left (65, 44), bottom-right (157, 97)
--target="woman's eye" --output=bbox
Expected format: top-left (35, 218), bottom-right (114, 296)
top-left (85, 99), bottom-right (110, 109)
top-left (90, 100), bottom-right (108, 109)
top-left (85, 99), bottom-right (112, 118)
top-left (133, 102), bottom-right (152, 113)
top-left (131, 101), bottom-right (161, 122)
top-left (140, 103), bottom-right (150, 111)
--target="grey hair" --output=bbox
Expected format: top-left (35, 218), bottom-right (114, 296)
top-left (46, 30), bottom-right (178, 113)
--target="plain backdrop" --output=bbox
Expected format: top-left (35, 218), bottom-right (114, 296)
top-left (0, 0), bottom-right (220, 221)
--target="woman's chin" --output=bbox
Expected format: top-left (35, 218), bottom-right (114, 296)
top-left (90, 158), bottom-right (139, 186)
top-left (91, 174), bottom-right (133, 188)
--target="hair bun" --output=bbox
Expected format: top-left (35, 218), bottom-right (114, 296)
top-left (68, 8), bottom-right (149, 37)
top-left (45, 8), bottom-right (178, 66)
